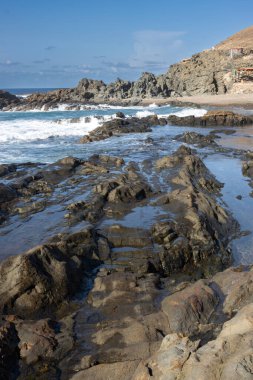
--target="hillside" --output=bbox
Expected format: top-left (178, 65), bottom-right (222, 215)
top-left (216, 25), bottom-right (253, 50)
top-left (161, 25), bottom-right (253, 97)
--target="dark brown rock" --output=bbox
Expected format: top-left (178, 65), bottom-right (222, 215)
top-left (161, 280), bottom-right (218, 335)
top-left (0, 90), bottom-right (20, 110)
top-left (0, 183), bottom-right (17, 204)
top-left (0, 319), bottom-right (19, 380)
top-left (0, 228), bottom-right (103, 318)
top-left (154, 146), bottom-right (238, 276)
top-left (175, 131), bottom-right (218, 147)
top-left (168, 110), bottom-right (253, 127)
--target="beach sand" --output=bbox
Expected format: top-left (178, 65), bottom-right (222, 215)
top-left (140, 94), bottom-right (253, 109)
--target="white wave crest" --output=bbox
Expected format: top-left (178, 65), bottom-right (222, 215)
top-left (136, 110), bottom-right (155, 118)
top-left (0, 115), bottom-right (114, 143)
top-left (9, 102), bottom-right (168, 112)
top-left (172, 108), bottom-right (207, 117)
top-left (18, 94), bottom-right (31, 99)
top-left (148, 103), bottom-right (158, 109)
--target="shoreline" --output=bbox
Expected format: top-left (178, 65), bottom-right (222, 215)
top-left (140, 94), bottom-right (253, 109)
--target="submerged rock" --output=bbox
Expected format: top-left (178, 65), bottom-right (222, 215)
top-left (175, 131), bottom-right (218, 147)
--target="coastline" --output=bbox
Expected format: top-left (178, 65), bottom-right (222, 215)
top-left (1, 100), bottom-right (253, 378)
top-left (140, 94), bottom-right (253, 109)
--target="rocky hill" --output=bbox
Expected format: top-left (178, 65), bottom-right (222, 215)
top-left (161, 25), bottom-right (253, 97)
top-left (216, 25), bottom-right (253, 50)
top-left (2, 25), bottom-right (253, 110)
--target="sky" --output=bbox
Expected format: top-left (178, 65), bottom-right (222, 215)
top-left (1, 0), bottom-right (253, 88)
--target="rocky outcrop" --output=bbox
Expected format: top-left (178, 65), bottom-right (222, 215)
top-left (10, 73), bottom-right (171, 110)
top-left (162, 49), bottom-right (231, 96)
top-left (0, 141), bottom-right (248, 379)
top-left (161, 280), bottom-right (218, 335)
top-left (0, 90), bottom-right (20, 110)
top-left (0, 228), bottom-right (105, 318)
top-left (79, 114), bottom-right (166, 143)
top-left (67, 162), bottom-right (153, 223)
top-left (175, 131), bottom-right (218, 147)
top-left (132, 266), bottom-right (253, 380)
top-left (168, 110), bottom-right (253, 126)
top-left (0, 314), bottom-right (75, 379)
top-left (153, 146), bottom-right (238, 276)
top-left (8, 48), bottom-right (250, 110)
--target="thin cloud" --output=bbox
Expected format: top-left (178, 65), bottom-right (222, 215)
top-left (33, 59), bottom-right (51, 64)
top-left (45, 46), bottom-right (56, 51)
top-left (0, 60), bottom-right (21, 66)
top-left (130, 30), bottom-right (186, 70)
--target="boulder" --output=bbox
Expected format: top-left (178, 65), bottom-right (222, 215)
top-left (0, 228), bottom-right (102, 318)
top-left (161, 280), bottom-right (218, 335)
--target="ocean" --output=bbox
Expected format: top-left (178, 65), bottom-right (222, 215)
top-left (0, 88), bottom-right (206, 163)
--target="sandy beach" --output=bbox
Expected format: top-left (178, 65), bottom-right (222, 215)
top-left (140, 93), bottom-right (253, 108)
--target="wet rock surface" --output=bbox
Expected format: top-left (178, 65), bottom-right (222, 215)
top-left (242, 155), bottom-right (253, 195)
top-left (0, 134), bottom-right (251, 379)
top-left (79, 115), bottom-right (165, 143)
top-left (175, 131), bottom-right (219, 147)
top-left (154, 146), bottom-right (238, 276)
top-left (0, 228), bottom-right (104, 319)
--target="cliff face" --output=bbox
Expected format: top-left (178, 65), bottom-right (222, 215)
top-left (161, 50), bottom-right (230, 96)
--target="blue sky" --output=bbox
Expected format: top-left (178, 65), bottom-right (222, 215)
top-left (1, 0), bottom-right (253, 88)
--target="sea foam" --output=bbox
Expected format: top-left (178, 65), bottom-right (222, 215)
top-left (0, 115), bottom-right (112, 143)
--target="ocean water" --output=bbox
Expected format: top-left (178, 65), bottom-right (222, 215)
top-left (4, 87), bottom-right (62, 98)
top-left (0, 93), bottom-right (206, 163)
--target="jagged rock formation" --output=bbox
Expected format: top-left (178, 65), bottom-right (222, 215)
top-left (0, 90), bottom-right (20, 110)
top-left (6, 73), bottom-right (171, 110)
